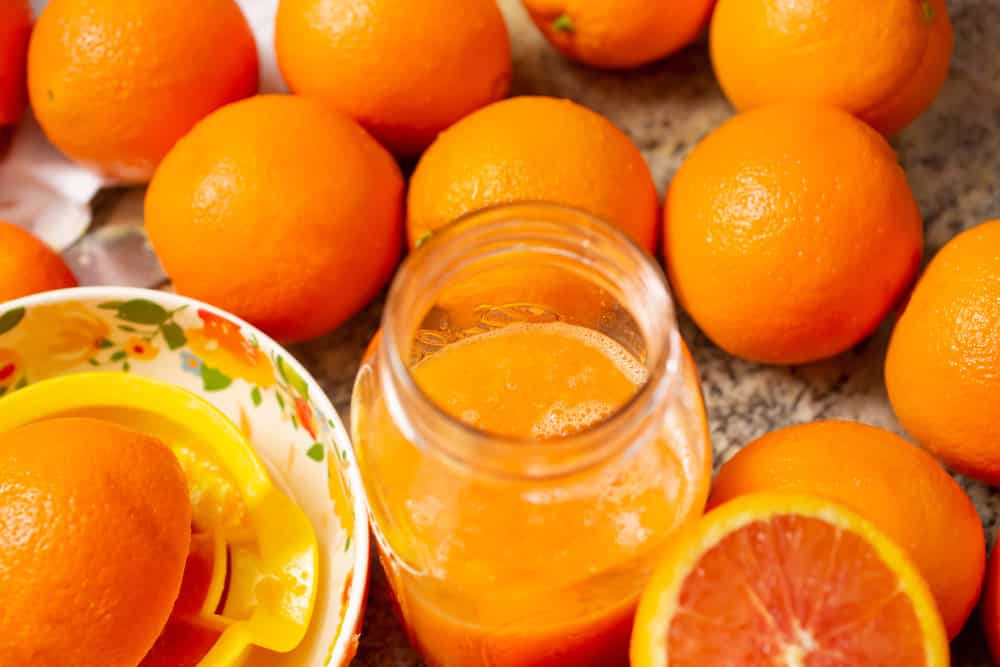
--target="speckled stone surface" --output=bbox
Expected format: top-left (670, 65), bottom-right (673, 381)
top-left (285, 1), bottom-right (1000, 664)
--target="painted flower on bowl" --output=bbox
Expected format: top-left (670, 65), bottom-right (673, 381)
top-left (180, 351), bottom-right (203, 375)
top-left (12, 303), bottom-right (112, 377)
top-left (295, 397), bottom-right (318, 439)
top-left (124, 337), bottom-right (159, 361)
top-left (186, 310), bottom-right (276, 388)
top-left (0, 349), bottom-right (24, 393)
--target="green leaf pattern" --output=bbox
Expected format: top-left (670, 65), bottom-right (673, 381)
top-left (201, 365), bottom-right (232, 391)
top-left (105, 299), bottom-right (169, 325)
top-left (161, 322), bottom-right (187, 350)
top-left (0, 308), bottom-right (25, 336)
top-left (277, 356), bottom-right (309, 399)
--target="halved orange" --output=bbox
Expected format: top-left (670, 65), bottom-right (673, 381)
top-left (631, 493), bottom-right (949, 667)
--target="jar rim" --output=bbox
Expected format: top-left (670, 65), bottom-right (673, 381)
top-left (378, 202), bottom-right (682, 480)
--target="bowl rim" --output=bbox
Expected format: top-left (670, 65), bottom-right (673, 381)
top-left (0, 286), bottom-right (371, 666)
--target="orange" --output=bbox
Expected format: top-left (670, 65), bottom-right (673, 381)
top-left (408, 96), bottom-right (659, 252)
top-left (275, 0), bottom-right (510, 157)
top-left (664, 103), bottom-right (923, 365)
top-left (0, 0), bottom-right (31, 128)
top-left (711, 0), bottom-right (953, 135)
top-left (523, 0), bottom-right (715, 69)
top-left (630, 493), bottom-right (949, 667)
top-left (886, 220), bottom-right (1000, 484)
top-left (0, 417), bottom-right (191, 667)
top-left (28, 0), bottom-right (258, 183)
top-left (146, 95), bottom-right (404, 343)
top-left (708, 420), bottom-right (985, 638)
top-left (982, 535), bottom-right (1000, 665)
top-left (0, 221), bottom-right (77, 301)
top-left (140, 534), bottom-right (220, 667)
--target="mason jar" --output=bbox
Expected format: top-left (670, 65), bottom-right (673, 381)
top-left (351, 203), bottom-right (712, 667)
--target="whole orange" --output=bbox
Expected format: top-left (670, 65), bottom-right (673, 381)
top-left (886, 220), bottom-right (1000, 484)
top-left (664, 103), bottom-right (923, 364)
top-left (0, 221), bottom-right (77, 301)
top-left (708, 420), bottom-right (985, 639)
top-left (711, 0), bottom-right (953, 135)
top-left (28, 0), bottom-right (258, 183)
top-left (408, 96), bottom-right (659, 252)
top-left (145, 95), bottom-right (404, 343)
top-left (522, 0), bottom-right (715, 69)
top-left (0, 417), bottom-right (191, 667)
top-left (275, 0), bottom-right (510, 157)
top-left (982, 534), bottom-right (1000, 665)
top-left (0, 0), bottom-right (31, 128)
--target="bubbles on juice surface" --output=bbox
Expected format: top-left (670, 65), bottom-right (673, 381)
top-left (550, 322), bottom-right (647, 387)
top-left (527, 323), bottom-right (647, 438)
top-left (406, 496), bottom-right (444, 528)
top-left (613, 511), bottom-right (652, 548)
top-left (531, 400), bottom-right (615, 439)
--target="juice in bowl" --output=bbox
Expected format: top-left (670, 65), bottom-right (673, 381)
top-left (351, 203), bottom-right (713, 666)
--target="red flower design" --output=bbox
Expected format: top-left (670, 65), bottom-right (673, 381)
top-left (197, 310), bottom-right (265, 367)
top-left (294, 398), bottom-right (318, 439)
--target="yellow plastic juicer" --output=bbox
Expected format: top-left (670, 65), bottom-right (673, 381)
top-left (0, 372), bottom-right (319, 666)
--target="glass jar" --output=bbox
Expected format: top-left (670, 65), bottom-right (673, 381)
top-left (351, 203), bottom-right (712, 667)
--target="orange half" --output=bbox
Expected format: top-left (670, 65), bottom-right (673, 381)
top-left (631, 493), bottom-right (949, 667)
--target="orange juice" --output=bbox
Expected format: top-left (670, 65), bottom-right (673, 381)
top-left (358, 323), bottom-right (707, 667)
top-left (351, 203), bottom-right (712, 667)
top-left (415, 322), bottom-right (646, 439)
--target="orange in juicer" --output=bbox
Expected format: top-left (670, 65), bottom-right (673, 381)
top-left (352, 204), bottom-right (712, 667)
top-left (0, 372), bottom-right (320, 667)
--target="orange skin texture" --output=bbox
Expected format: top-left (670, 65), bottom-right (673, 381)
top-left (664, 103), bottom-right (923, 365)
top-left (523, 0), bottom-right (715, 69)
top-left (275, 0), bottom-right (511, 157)
top-left (145, 95), bottom-right (404, 344)
top-left (408, 96), bottom-right (660, 252)
top-left (27, 0), bottom-right (259, 184)
top-left (0, 220), bottom-right (77, 301)
top-left (982, 534), bottom-right (1000, 665)
top-left (886, 220), bottom-right (1000, 485)
top-left (711, 0), bottom-right (953, 135)
top-left (708, 420), bottom-right (985, 639)
top-left (0, 0), bottom-right (31, 127)
top-left (0, 417), bottom-right (191, 667)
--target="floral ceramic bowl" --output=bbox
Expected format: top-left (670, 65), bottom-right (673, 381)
top-left (0, 287), bottom-right (369, 667)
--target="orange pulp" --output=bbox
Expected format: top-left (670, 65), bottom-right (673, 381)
top-left (365, 321), bottom-right (709, 666)
top-left (668, 515), bottom-right (931, 665)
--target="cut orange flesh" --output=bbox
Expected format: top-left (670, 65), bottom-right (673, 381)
top-left (631, 493), bottom-right (950, 667)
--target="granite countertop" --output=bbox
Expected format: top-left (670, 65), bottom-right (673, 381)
top-left (283, 1), bottom-right (1000, 664)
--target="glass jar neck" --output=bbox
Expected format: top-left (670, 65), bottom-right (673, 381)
top-left (378, 203), bottom-right (682, 480)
